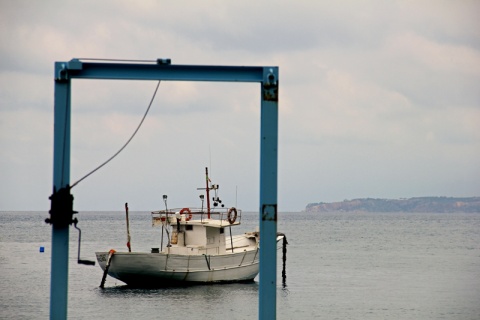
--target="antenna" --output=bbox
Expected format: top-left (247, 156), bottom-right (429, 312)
top-left (236, 185), bottom-right (238, 208)
top-left (209, 145), bottom-right (212, 177)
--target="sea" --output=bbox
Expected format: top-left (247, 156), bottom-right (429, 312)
top-left (1, 211), bottom-right (479, 320)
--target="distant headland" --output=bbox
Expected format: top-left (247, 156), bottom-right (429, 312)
top-left (305, 197), bottom-right (480, 213)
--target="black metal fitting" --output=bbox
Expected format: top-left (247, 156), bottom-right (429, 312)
top-left (156, 58), bottom-right (171, 65)
top-left (45, 186), bottom-right (77, 227)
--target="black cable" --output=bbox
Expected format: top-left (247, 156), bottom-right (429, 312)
top-left (61, 85), bottom-right (71, 187)
top-left (77, 58), bottom-right (157, 63)
top-left (70, 81), bottom-right (161, 189)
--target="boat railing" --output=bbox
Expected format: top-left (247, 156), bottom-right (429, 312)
top-left (151, 207), bottom-right (242, 226)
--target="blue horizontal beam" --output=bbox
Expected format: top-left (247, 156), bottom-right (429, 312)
top-left (55, 59), bottom-right (276, 83)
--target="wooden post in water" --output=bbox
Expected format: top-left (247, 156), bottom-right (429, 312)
top-left (125, 203), bottom-right (132, 252)
top-left (281, 234), bottom-right (288, 288)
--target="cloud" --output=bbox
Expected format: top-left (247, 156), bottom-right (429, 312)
top-left (1, 0), bottom-right (479, 211)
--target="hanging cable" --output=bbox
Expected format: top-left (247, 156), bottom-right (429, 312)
top-left (70, 81), bottom-right (161, 189)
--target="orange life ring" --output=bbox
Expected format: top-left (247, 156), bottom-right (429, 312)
top-left (180, 207), bottom-right (192, 221)
top-left (227, 207), bottom-right (237, 224)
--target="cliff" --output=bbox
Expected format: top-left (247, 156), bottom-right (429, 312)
top-left (306, 197), bottom-right (480, 213)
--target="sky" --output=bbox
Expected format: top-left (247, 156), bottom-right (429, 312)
top-left (1, 0), bottom-right (479, 212)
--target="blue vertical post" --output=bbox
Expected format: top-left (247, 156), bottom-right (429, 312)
top-left (259, 68), bottom-right (279, 319)
top-left (50, 62), bottom-right (72, 320)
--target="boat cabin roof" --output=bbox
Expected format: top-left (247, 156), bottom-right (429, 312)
top-left (151, 208), bottom-right (241, 229)
top-left (179, 219), bottom-right (239, 228)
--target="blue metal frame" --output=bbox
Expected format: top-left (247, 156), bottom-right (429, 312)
top-left (50, 59), bottom-right (279, 319)
top-left (50, 78), bottom-right (72, 320)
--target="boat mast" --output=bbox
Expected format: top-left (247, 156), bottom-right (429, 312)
top-left (205, 167), bottom-right (211, 219)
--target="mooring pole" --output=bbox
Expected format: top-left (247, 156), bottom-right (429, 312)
top-left (125, 203), bottom-right (132, 252)
top-left (259, 68), bottom-right (279, 320)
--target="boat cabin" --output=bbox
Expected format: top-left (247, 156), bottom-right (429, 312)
top-left (151, 208), bottom-right (241, 256)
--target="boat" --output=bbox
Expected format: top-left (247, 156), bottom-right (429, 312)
top-left (95, 167), bottom-right (285, 287)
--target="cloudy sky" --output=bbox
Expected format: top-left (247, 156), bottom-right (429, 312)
top-left (1, 1), bottom-right (479, 212)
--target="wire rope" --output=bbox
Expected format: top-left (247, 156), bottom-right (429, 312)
top-left (70, 81), bottom-right (161, 188)
top-left (76, 58), bottom-right (157, 63)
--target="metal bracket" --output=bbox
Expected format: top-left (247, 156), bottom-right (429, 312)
top-left (262, 204), bottom-right (277, 221)
top-left (262, 68), bottom-right (278, 102)
top-left (55, 59), bottom-right (83, 82)
top-left (156, 58), bottom-right (171, 65)
top-left (73, 219), bottom-right (95, 266)
top-left (45, 187), bottom-right (77, 227)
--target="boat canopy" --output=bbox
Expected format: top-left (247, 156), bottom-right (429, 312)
top-left (151, 207), bottom-right (241, 228)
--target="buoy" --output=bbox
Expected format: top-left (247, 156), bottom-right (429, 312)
top-left (40, 246), bottom-right (45, 253)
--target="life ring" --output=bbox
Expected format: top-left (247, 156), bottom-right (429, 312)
top-left (180, 208), bottom-right (192, 221)
top-left (227, 207), bottom-right (237, 224)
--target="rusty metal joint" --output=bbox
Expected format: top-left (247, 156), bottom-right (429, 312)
top-left (262, 85), bottom-right (278, 102)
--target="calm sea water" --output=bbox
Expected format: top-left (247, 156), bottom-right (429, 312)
top-left (1, 211), bottom-right (479, 319)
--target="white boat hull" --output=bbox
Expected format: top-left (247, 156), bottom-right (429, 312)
top-left (94, 170), bottom-right (286, 287)
top-left (95, 249), bottom-right (259, 286)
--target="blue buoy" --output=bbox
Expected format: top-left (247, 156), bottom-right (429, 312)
top-left (40, 246), bottom-right (45, 253)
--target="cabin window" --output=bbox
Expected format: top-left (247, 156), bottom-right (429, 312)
top-left (186, 225), bottom-right (193, 231)
top-left (220, 228), bottom-right (224, 234)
